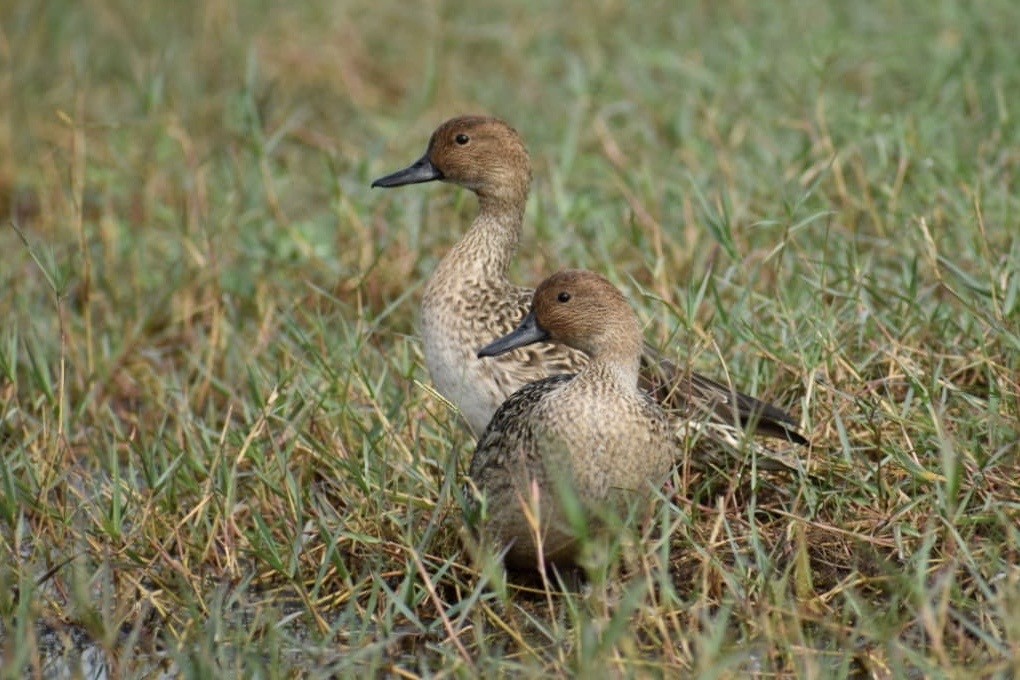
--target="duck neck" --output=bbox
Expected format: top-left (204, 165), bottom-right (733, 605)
top-left (427, 192), bottom-right (526, 295)
top-left (580, 341), bottom-right (643, 393)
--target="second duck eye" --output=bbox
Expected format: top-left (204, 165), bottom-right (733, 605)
top-left (557, 291), bottom-right (571, 303)
top-left (455, 133), bottom-right (470, 145)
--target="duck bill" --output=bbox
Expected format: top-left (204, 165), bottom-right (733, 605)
top-left (477, 313), bottom-right (550, 358)
top-left (371, 154), bottom-right (443, 187)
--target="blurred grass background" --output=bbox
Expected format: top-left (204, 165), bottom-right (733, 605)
top-left (2, 0), bottom-right (1019, 676)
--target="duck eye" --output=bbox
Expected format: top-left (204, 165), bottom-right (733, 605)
top-left (557, 291), bottom-right (571, 303)
top-left (455, 133), bottom-right (470, 145)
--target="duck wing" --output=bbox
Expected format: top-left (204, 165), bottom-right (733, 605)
top-left (638, 345), bottom-right (809, 446)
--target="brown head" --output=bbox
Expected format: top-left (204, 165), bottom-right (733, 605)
top-left (478, 270), bottom-right (644, 374)
top-left (371, 116), bottom-right (532, 204)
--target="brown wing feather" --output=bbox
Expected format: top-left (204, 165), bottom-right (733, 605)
top-left (638, 344), bottom-right (808, 446)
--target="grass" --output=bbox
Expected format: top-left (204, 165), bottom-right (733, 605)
top-left (2, 0), bottom-right (1019, 676)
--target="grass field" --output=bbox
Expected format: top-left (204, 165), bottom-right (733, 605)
top-left (2, 0), bottom-right (1019, 676)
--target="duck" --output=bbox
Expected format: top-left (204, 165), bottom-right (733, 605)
top-left (467, 270), bottom-right (677, 569)
top-left (371, 115), bottom-right (808, 446)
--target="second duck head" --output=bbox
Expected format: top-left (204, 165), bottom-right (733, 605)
top-left (477, 270), bottom-right (643, 370)
top-left (371, 116), bottom-right (532, 204)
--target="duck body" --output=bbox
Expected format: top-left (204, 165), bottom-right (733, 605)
top-left (420, 275), bottom-right (541, 436)
top-left (470, 368), bottom-right (674, 569)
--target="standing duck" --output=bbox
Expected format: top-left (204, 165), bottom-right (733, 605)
top-left (372, 116), bottom-right (807, 446)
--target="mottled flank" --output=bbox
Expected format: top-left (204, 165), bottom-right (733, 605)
top-left (372, 115), bottom-right (807, 446)
top-left (467, 271), bottom-right (677, 569)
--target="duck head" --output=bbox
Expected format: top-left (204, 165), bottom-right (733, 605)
top-left (372, 116), bottom-right (532, 203)
top-left (478, 270), bottom-right (642, 363)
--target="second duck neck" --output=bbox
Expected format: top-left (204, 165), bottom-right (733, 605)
top-left (578, 349), bottom-right (643, 394)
